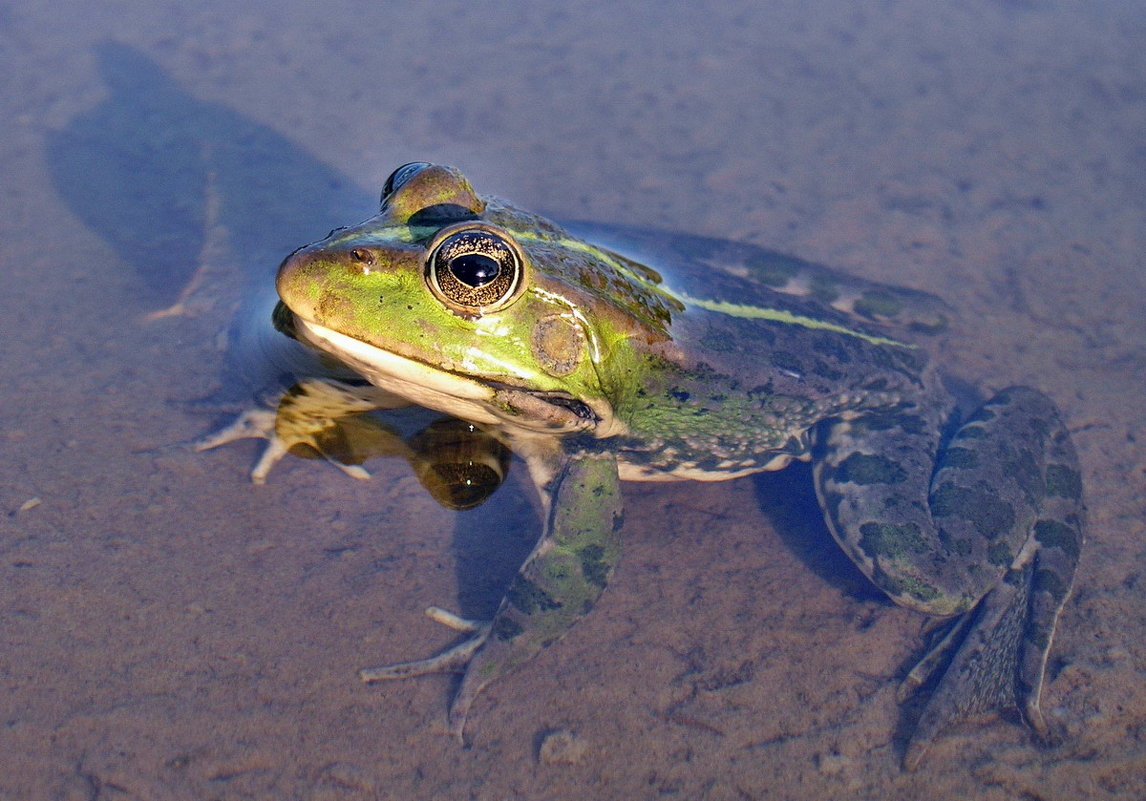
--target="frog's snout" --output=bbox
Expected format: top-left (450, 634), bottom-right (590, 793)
top-left (274, 246), bottom-right (324, 319)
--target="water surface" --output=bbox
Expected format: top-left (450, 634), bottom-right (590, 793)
top-left (2, 1), bottom-right (1144, 798)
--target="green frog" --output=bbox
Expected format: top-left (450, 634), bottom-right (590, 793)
top-left (236, 162), bottom-right (1086, 767)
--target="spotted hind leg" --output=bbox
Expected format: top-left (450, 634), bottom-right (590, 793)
top-left (815, 386), bottom-right (1084, 768)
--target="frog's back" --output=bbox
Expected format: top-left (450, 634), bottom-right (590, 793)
top-left (569, 222), bottom-right (950, 342)
top-left (590, 226), bottom-right (952, 460)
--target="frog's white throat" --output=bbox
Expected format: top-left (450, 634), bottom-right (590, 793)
top-left (292, 318), bottom-right (618, 437)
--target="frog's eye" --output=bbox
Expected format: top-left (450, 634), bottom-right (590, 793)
top-left (425, 224), bottom-right (525, 315)
top-left (381, 162), bottom-right (431, 203)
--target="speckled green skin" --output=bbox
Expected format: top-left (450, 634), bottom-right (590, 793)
top-left (272, 164), bottom-right (1084, 765)
top-left (449, 450), bottom-right (623, 733)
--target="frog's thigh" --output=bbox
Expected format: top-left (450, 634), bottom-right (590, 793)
top-left (815, 389), bottom-right (1056, 616)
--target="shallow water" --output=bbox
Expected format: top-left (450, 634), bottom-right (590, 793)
top-left (3, 1), bottom-right (1145, 798)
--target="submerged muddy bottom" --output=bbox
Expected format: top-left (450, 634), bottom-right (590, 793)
top-left (3, 0), bottom-right (1145, 798)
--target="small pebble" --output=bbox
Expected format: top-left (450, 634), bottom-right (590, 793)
top-left (816, 752), bottom-right (852, 775)
top-left (538, 729), bottom-right (588, 765)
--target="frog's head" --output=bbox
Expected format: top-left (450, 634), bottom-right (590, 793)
top-left (276, 163), bottom-right (677, 438)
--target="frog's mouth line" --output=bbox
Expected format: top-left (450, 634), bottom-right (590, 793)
top-left (291, 318), bottom-right (613, 436)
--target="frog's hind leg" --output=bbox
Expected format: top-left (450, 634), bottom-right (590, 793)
top-left (913, 389), bottom-right (1083, 768)
top-left (815, 386), bottom-right (1084, 769)
top-left (359, 451), bottom-right (623, 742)
top-left (897, 610), bottom-right (976, 701)
top-left (904, 390), bottom-right (1084, 769)
top-left (440, 451), bottom-right (623, 739)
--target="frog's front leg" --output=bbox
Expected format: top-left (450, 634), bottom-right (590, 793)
top-left (194, 377), bottom-right (408, 483)
top-left (360, 449), bottom-right (623, 740)
top-left (813, 386), bottom-right (1084, 768)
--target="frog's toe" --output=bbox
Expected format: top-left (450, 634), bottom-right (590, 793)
top-left (896, 613), bottom-right (974, 703)
top-left (357, 638), bottom-right (479, 681)
top-left (359, 607), bottom-right (492, 681)
top-left (194, 408), bottom-right (291, 484)
top-left (1024, 697), bottom-right (1055, 743)
top-left (423, 606), bottom-right (490, 633)
top-left (193, 408), bottom-right (278, 451)
top-left (358, 607), bottom-right (493, 743)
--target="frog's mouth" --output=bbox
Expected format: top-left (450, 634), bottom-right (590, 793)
top-left (291, 317), bottom-right (620, 437)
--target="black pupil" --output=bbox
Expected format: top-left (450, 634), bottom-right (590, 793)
top-left (450, 253), bottom-right (500, 287)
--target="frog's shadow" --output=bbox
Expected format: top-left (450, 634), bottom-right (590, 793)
top-left (752, 465), bottom-right (940, 755)
top-left (45, 41), bottom-right (372, 308)
top-left (752, 462), bottom-right (884, 603)
top-left (447, 457), bottom-right (886, 622)
top-left (750, 396), bottom-right (998, 758)
top-left (447, 457), bottom-right (972, 757)
top-left (447, 458), bottom-right (540, 622)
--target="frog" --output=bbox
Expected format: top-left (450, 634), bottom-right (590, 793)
top-left (250, 162), bottom-right (1085, 768)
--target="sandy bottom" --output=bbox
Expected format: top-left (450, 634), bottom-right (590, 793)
top-left (2, 1), bottom-right (1144, 799)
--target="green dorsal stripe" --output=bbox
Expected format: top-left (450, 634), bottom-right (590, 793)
top-left (674, 292), bottom-right (915, 348)
top-left (516, 231), bottom-right (662, 282)
top-left (516, 231), bottom-right (914, 349)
